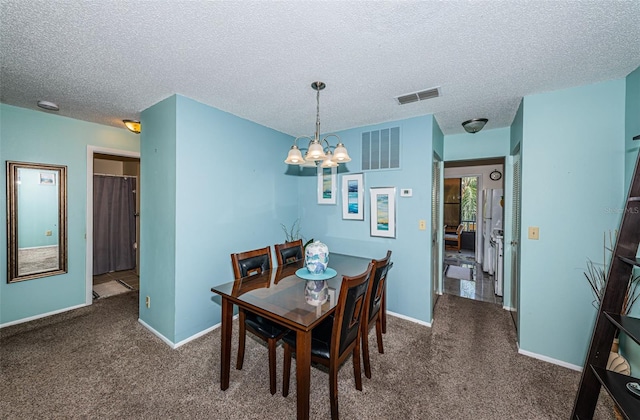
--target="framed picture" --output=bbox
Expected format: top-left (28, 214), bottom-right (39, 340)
top-left (341, 173), bottom-right (364, 220)
top-left (370, 187), bottom-right (396, 238)
top-left (39, 172), bottom-right (56, 185)
top-left (317, 166), bottom-right (337, 205)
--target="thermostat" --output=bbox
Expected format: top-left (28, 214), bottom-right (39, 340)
top-left (400, 188), bottom-right (413, 197)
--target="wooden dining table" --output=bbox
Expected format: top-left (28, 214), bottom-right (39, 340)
top-left (210, 252), bottom-right (373, 420)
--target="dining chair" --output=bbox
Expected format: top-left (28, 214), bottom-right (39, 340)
top-left (274, 239), bottom-right (304, 266)
top-left (282, 262), bottom-right (374, 420)
top-left (230, 246), bottom-right (288, 395)
top-left (361, 250), bottom-right (393, 379)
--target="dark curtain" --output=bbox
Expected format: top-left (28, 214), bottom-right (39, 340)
top-left (93, 175), bottom-right (136, 275)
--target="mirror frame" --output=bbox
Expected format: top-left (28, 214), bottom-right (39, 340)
top-left (6, 161), bottom-right (68, 283)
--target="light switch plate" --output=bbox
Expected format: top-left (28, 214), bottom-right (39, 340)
top-left (528, 226), bottom-right (540, 240)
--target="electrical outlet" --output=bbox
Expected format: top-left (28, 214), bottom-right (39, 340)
top-left (419, 220), bottom-right (426, 230)
top-left (528, 226), bottom-right (540, 240)
top-left (145, 296), bottom-right (150, 308)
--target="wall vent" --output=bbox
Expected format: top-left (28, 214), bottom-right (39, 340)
top-left (362, 127), bottom-right (400, 171)
top-left (395, 87), bottom-right (440, 105)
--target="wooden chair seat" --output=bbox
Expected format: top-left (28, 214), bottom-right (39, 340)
top-left (444, 224), bottom-right (464, 251)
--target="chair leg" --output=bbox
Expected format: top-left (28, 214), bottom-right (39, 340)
top-left (375, 316), bottom-right (384, 354)
top-left (329, 361), bottom-right (339, 420)
top-left (362, 328), bottom-right (372, 379)
top-left (353, 341), bottom-right (363, 391)
top-left (236, 312), bottom-right (246, 370)
top-left (268, 338), bottom-right (277, 395)
top-left (282, 343), bottom-right (291, 397)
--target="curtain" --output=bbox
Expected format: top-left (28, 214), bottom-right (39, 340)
top-left (93, 175), bottom-right (136, 275)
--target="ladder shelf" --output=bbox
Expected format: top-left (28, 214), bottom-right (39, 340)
top-left (571, 137), bottom-right (640, 419)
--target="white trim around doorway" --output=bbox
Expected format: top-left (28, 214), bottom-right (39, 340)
top-left (85, 146), bottom-right (141, 305)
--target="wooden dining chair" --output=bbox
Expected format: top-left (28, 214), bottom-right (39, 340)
top-left (444, 223), bottom-right (464, 251)
top-left (274, 239), bottom-right (304, 266)
top-left (230, 246), bottom-right (288, 395)
top-left (282, 262), bottom-right (374, 420)
top-left (361, 250), bottom-right (393, 379)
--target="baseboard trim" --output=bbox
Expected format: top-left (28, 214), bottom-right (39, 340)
top-left (503, 305), bottom-right (516, 311)
top-left (138, 318), bottom-right (176, 348)
top-left (518, 347), bottom-right (582, 371)
top-left (173, 324), bottom-right (219, 349)
top-left (0, 303), bottom-right (88, 328)
top-left (387, 310), bottom-right (432, 328)
top-left (138, 314), bottom-right (238, 349)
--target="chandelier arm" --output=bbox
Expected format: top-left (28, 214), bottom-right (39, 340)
top-left (293, 135), bottom-right (314, 148)
top-left (322, 133), bottom-right (342, 146)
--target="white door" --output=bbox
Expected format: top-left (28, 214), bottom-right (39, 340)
top-left (510, 150), bottom-right (522, 331)
top-left (431, 153), bottom-right (443, 306)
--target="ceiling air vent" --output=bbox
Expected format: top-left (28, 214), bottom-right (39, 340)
top-left (395, 87), bottom-right (440, 105)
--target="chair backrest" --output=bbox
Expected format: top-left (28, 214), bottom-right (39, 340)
top-left (274, 239), bottom-right (304, 266)
top-left (456, 224), bottom-right (464, 235)
top-left (366, 250), bottom-right (393, 323)
top-left (332, 262), bottom-right (374, 357)
top-left (230, 246), bottom-right (272, 280)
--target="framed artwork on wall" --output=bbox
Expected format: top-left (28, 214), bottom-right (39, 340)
top-left (370, 187), bottom-right (396, 238)
top-left (341, 173), bottom-right (364, 220)
top-left (317, 166), bottom-right (337, 205)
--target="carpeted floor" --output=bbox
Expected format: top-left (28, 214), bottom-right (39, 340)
top-left (0, 292), bottom-right (615, 419)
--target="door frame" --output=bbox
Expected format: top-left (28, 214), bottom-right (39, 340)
top-left (85, 146), bottom-right (141, 305)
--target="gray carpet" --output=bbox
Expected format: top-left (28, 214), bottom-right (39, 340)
top-left (0, 291), bottom-right (615, 419)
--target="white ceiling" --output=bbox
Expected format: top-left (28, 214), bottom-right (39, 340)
top-left (1, 1), bottom-right (639, 136)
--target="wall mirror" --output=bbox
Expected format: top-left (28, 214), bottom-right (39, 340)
top-left (7, 161), bottom-right (67, 283)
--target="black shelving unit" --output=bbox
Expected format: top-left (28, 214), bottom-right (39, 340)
top-left (571, 139), bottom-right (640, 420)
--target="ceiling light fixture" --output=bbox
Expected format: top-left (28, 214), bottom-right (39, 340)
top-left (37, 100), bottom-right (59, 111)
top-left (285, 82), bottom-right (351, 168)
top-left (123, 119), bottom-right (141, 134)
top-left (462, 118), bottom-right (488, 134)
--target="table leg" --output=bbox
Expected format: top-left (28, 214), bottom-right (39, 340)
top-left (219, 297), bottom-right (233, 390)
top-left (295, 329), bottom-right (311, 420)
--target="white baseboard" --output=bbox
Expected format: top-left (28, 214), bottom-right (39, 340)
top-left (387, 310), bottom-right (432, 328)
top-left (138, 314), bottom-right (238, 349)
top-left (0, 303), bottom-right (88, 328)
top-left (503, 305), bottom-right (516, 311)
top-left (173, 324), bottom-right (219, 349)
top-left (518, 347), bottom-right (582, 371)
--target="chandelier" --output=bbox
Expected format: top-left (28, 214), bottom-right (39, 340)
top-left (284, 82), bottom-right (351, 168)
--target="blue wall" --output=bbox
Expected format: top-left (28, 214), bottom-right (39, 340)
top-left (444, 127), bottom-right (511, 161)
top-left (140, 95), bottom-right (298, 343)
top-left (298, 115), bottom-right (436, 323)
top-left (0, 104), bottom-right (139, 324)
top-left (139, 95), bottom-right (178, 341)
top-left (519, 79), bottom-right (626, 366)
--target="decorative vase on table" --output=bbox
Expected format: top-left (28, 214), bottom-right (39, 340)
top-left (304, 241), bottom-right (329, 305)
top-left (305, 240), bottom-right (329, 274)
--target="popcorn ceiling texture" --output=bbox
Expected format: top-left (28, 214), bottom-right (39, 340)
top-left (1, 1), bottom-right (638, 135)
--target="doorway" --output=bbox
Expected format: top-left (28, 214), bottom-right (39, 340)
top-left (85, 147), bottom-right (141, 305)
top-left (442, 158), bottom-right (504, 305)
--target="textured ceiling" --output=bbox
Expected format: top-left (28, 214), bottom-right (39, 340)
top-left (1, 1), bottom-right (639, 136)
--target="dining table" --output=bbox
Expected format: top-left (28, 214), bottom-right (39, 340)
top-left (210, 252), bottom-right (375, 420)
